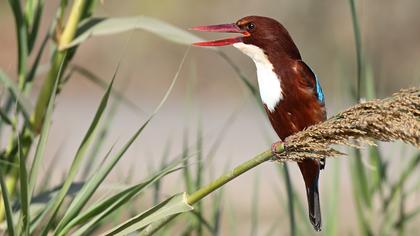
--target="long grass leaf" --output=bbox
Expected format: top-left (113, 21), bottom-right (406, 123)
top-left (385, 153), bottom-right (420, 209)
top-left (352, 149), bottom-right (372, 207)
top-left (210, 163), bottom-right (228, 236)
top-left (26, 0), bottom-right (45, 53)
top-left (28, 181), bottom-right (84, 233)
top-left (70, 64), bottom-right (146, 114)
top-left (39, 58), bottom-right (118, 235)
top-left (64, 16), bottom-right (204, 49)
top-left (56, 48), bottom-right (189, 235)
top-left (153, 139), bottom-right (172, 205)
top-left (7, 0), bottom-right (28, 88)
top-left (28, 50), bottom-right (64, 201)
top-left (80, 81), bottom-right (129, 179)
top-left (182, 129), bottom-right (193, 193)
top-left (17, 123), bottom-right (30, 236)
top-left (25, 32), bottom-right (49, 91)
top-left (0, 70), bottom-right (33, 123)
top-left (53, 145), bottom-right (116, 234)
top-left (250, 170), bottom-right (260, 236)
top-left (349, 149), bottom-right (372, 235)
top-left (398, 206), bottom-right (420, 225)
top-left (0, 169), bottom-right (16, 236)
top-left (279, 165), bottom-right (296, 236)
top-left (0, 108), bottom-right (13, 126)
top-left (19, 50), bottom-right (65, 236)
top-left (104, 192), bottom-right (193, 236)
top-left (37, 143), bottom-right (65, 194)
top-left (325, 160), bottom-right (340, 236)
top-left (61, 166), bottom-right (184, 236)
top-left (195, 120), bottom-right (203, 235)
top-left (189, 210), bottom-right (215, 233)
top-left (349, 0), bottom-right (364, 101)
top-left (217, 52), bottom-right (258, 97)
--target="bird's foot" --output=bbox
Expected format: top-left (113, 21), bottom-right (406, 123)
top-left (271, 140), bottom-right (288, 160)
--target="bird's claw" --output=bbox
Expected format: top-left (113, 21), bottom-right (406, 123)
top-left (271, 140), bottom-right (287, 160)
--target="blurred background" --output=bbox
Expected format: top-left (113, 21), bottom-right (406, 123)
top-left (0, 0), bottom-right (419, 235)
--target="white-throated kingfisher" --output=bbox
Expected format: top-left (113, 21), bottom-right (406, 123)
top-left (191, 16), bottom-right (326, 231)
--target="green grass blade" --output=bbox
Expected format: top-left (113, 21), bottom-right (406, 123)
top-left (28, 52), bottom-right (64, 201)
top-left (53, 145), bottom-right (116, 234)
top-left (149, 48), bottom-right (189, 116)
top-left (80, 89), bottom-right (126, 179)
top-left (153, 138), bottom-right (172, 205)
top-left (7, 0), bottom-right (28, 88)
top-left (55, 48), bottom-right (189, 235)
top-left (28, 181), bottom-right (84, 232)
top-left (189, 210), bottom-right (215, 233)
top-left (195, 121), bottom-right (204, 235)
top-left (279, 165), bottom-right (296, 236)
top-left (325, 160), bottom-right (340, 236)
top-left (36, 143), bottom-right (65, 194)
top-left (369, 146), bottom-right (387, 195)
top-left (211, 190), bottom-right (224, 236)
top-left (77, 72), bottom-right (134, 179)
top-left (226, 198), bottom-right (238, 236)
top-left (349, 149), bottom-right (372, 235)
top-left (0, 168), bottom-right (16, 236)
top-left (349, 0), bottom-right (364, 101)
top-left (0, 70), bottom-right (33, 123)
top-left (181, 129), bottom-right (193, 193)
top-left (70, 64), bottom-right (146, 114)
top-left (25, 32), bottom-right (49, 91)
top-left (352, 149), bottom-right (372, 208)
top-left (104, 192), bottom-right (193, 236)
top-left (217, 52), bottom-right (258, 97)
top-left (0, 108), bottom-right (13, 126)
top-left (250, 170), bottom-right (260, 236)
top-left (398, 206), bottom-right (420, 225)
top-left (60, 165), bottom-right (184, 236)
top-left (63, 16), bottom-right (204, 49)
top-left (26, 0), bottom-right (45, 53)
top-left (18, 50), bottom-right (64, 236)
top-left (39, 60), bottom-right (117, 235)
top-left (17, 127), bottom-right (30, 236)
top-left (385, 153), bottom-right (420, 210)
top-left (204, 105), bottom-right (240, 165)
top-left (67, 16), bottom-right (257, 114)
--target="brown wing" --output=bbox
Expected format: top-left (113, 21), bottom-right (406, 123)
top-left (265, 60), bottom-right (326, 140)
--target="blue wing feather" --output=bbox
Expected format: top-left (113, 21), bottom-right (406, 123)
top-left (314, 73), bottom-right (325, 103)
top-left (300, 61), bottom-right (325, 104)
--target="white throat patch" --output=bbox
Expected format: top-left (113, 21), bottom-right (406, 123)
top-left (233, 43), bottom-right (282, 111)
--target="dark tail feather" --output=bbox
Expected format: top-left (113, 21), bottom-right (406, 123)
top-left (298, 159), bottom-right (322, 231)
top-left (306, 182), bottom-right (322, 231)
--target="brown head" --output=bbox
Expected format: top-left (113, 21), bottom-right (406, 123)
top-left (191, 16), bottom-right (301, 60)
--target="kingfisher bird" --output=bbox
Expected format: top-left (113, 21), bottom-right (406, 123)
top-left (191, 16), bottom-right (326, 231)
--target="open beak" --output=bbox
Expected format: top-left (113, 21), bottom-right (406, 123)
top-left (190, 23), bottom-right (250, 46)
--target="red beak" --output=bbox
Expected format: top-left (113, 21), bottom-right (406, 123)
top-left (190, 23), bottom-right (250, 46)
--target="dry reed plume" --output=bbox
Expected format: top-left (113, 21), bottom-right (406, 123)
top-left (278, 88), bottom-right (420, 161)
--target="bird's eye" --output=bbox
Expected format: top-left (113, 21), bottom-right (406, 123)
top-left (246, 23), bottom-right (255, 30)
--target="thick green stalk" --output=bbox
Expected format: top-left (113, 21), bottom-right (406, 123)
top-left (31, 0), bottom-right (87, 131)
top-left (187, 148), bottom-right (278, 205)
top-left (142, 145), bottom-right (283, 235)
